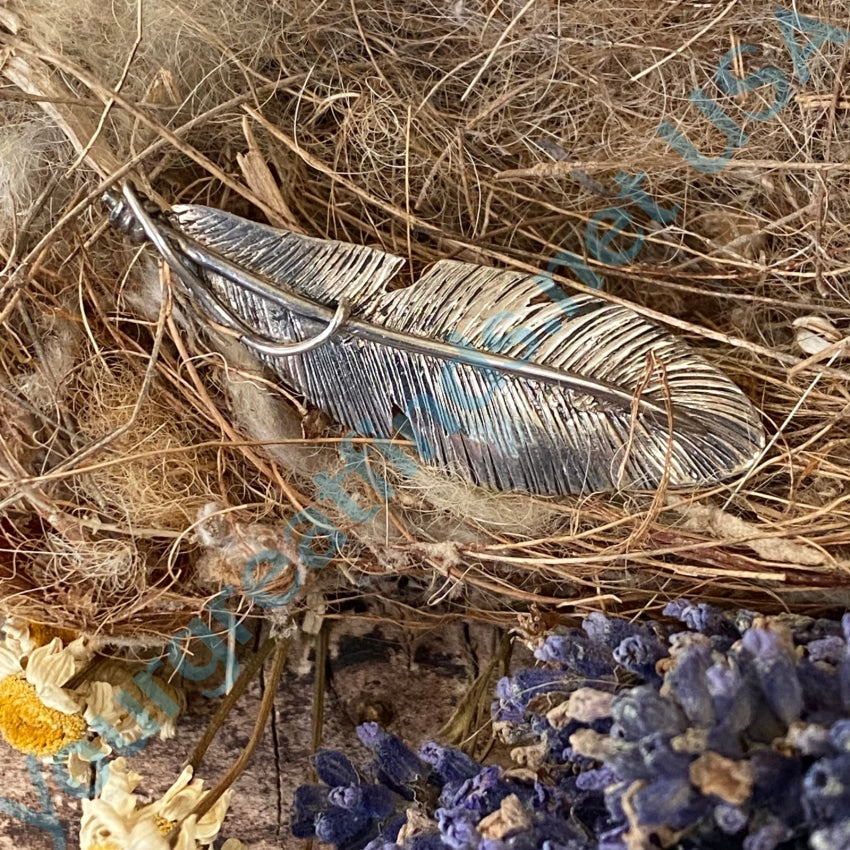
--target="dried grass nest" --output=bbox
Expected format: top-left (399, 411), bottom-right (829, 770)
top-left (1, 0), bottom-right (850, 645)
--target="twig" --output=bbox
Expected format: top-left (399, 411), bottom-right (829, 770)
top-left (460, 0), bottom-right (536, 101)
top-left (630, 0), bottom-right (738, 83)
top-left (169, 638), bottom-right (289, 846)
top-left (184, 636), bottom-right (277, 773)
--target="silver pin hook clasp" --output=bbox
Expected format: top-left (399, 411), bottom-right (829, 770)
top-left (107, 183), bottom-right (349, 356)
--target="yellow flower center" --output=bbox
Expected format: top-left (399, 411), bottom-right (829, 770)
top-left (156, 813), bottom-right (177, 835)
top-left (0, 673), bottom-right (87, 756)
top-left (28, 622), bottom-right (78, 648)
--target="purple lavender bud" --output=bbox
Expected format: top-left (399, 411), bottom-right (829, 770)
top-left (610, 685), bottom-right (688, 741)
top-left (742, 819), bottom-right (791, 850)
top-left (663, 599), bottom-right (690, 621)
top-left (363, 840), bottom-right (396, 850)
top-left (314, 806), bottom-right (372, 844)
top-left (562, 744), bottom-right (601, 772)
top-left (740, 630), bottom-right (804, 726)
top-left (381, 813), bottom-right (406, 842)
top-left (328, 783), bottom-right (397, 819)
top-left (808, 636), bottom-right (846, 665)
top-left (734, 609), bottom-right (758, 632)
top-left (327, 784), bottom-right (359, 810)
top-left (582, 612), bottom-right (642, 649)
top-left (706, 660), bottom-right (738, 701)
top-left (532, 780), bottom-right (573, 815)
top-left (604, 780), bottom-right (628, 822)
top-left (749, 751), bottom-right (804, 824)
top-left (793, 617), bottom-right (843, 644)
top-left (706, 660), bottom-right (753, 732)
top-left (492, 668), bottom-right (573, 726)
top-left (491, 697), bottom-right (525, 725)
top-left (638, 733), bottom-right (692, 779)
top-left (357, 723), bottom-right (427, 788)
top-left (803, 754), bottom-right (850, 822)
top-left (439, 767), bottom-right (486, 810)
top-left (830, 719), bottom-right (850, 752)
top-left (597, 826), bottom-right (629, 850)
top-left (705, 723), bottom-right (744, 760)
top-left (608, 741), bottom-right (649, 782)
top-left (842, 614), bottom-right (850, 643)
top-left (575, 765), bottom-right (617, 791)
top-left (571, 787), bottom-right (610, 837)
top-left (840, 654), bottom-right (850, 712)
top-left (435, 806), bottom-right (480, 849)
top-left (419, 742), bottom-right (481, 785)
top-left (496, 669), bottom-right (571, 706)
top-left (664, 599), bottom-right (725, 634)
top-left (664, 599), bottom-right (730, 636)
top-left (409, 835), bottom-right (449, 850)
top-left (449, 765), bottom-right (512, 815)
top-left (630, 776), bottom-right (709, 829)
top-left (713, 802), bottom-right (748, 834)
top-left (313, 748), bottom-right (359, 788)
top-left (535, 630), bottom-right (615, 678)
top-left (290, 783), bottom-right (328, 838)
top-left (798, 659), bottom-right (843, 723)
top-left (811, 818), bottom-right (850, 850)
top-left (663, 641), bottom-right (715, 726)
top-left (613, 634), bottom-right (666, 682)
top-left (541, 718), bottom-right (583, 766)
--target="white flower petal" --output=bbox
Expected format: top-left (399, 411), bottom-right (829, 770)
top-left (26, 638), bottom-right (77, 690)
top-left (154, 765), bottom-right (198, 820)
top-left (1, 618), bottom-right (35, 657)
top-left (195, 788), bottom-right (234, 843)
top-left (35, 681), bottom-right (85, 715)
top-left (82, 681), bottom-right (134, 733)
top-left (157, 714), bottom-right (178, 739)
top-left (170, 815), bottom-right (199, 850)
top-left (0, 644), bottom-right (23, 680)
top-left (126, 817), bottom-right (171, 850)
top-left (66, 635), bottom-right (94, 664)
top-left (100, 757), bottom-right (142, 817)
top-left (80, 759), bottom-right (232, 850)
top-left (80, 795), bottom-right (133, 849)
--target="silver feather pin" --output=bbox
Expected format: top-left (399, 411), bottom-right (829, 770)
top-left (106, 184), bottom-right (764, 496)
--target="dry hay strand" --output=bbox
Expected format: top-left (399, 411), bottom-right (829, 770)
top-left (1, 0), bottom-right (850, 641)
top-left (66, 355), bottom-right (219, 533)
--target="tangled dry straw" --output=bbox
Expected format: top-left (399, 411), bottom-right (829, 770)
top-left (1, 0), bottom-right (850, 643)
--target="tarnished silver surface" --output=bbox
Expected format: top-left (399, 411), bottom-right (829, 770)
top-left (109, 188), bottom-right (766, 495)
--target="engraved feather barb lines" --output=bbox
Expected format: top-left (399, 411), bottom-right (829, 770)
top-left (109, 188), bottom-right (766, 496)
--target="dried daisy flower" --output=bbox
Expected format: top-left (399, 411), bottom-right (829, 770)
top-left (80, 659), bottom-right (185, 743)
top-left (0, 617), bottom-right (81, 658)
top-left (80, 756), bottom-right (234, 850)
top-left (0, 618), bottom-right (184, 776)
top-left (0, 620), bottom-right (94, 758)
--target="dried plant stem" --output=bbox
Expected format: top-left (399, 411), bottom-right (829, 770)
top-left (171, 638), bottom-right (288, 846)
top-left (310, 622), bottom-right (329, 761)
top-left (438, 631), bottom-right (511, 756)
top-left (184, 635), bottom-right (277, 774)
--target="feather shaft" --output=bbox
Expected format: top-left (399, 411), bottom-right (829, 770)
top-left (171, 226), bottom-right (683, 419)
